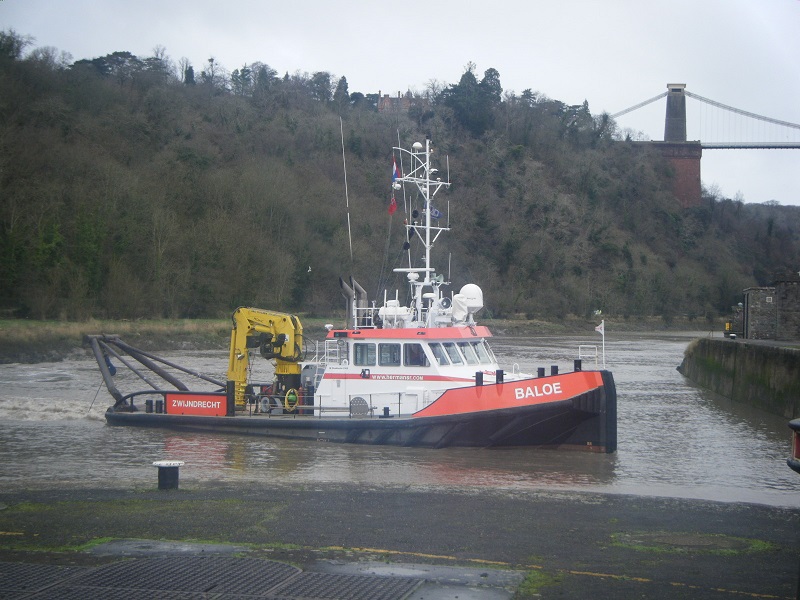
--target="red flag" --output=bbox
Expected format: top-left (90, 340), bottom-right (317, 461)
top-left (388, 196), bottom-right (397, 215)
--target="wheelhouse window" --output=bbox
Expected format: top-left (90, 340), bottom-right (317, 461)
top-left (457, 341), bottom-right (480, 365)
top-left (429, 342), bottom-right (449, 366)
top-left (354, 343), bottom-right (376, 366)
top-left (404, 343), bottom-right (430, 367)
top-left (379, 343), bottom-right (401, 366)
top-left (442, 342), bottom-right (463, 365)
top-left (471, 340), bottom-right (492, 363)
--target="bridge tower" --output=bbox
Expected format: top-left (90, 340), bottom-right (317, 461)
top-left (658, 84), bottom-right (702, 208)
top-left (664, 83), bottom-right (687, 142)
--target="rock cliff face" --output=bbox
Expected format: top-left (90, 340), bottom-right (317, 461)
top-left (678, 337), bottom-right (800, 418)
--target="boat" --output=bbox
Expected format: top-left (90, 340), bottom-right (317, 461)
top-left (91, 138), bottom-right (617, 451)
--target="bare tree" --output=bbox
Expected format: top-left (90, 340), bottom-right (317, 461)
top-left (0, 28), bottom-right (34, 60)
top-left (26, 46), bottom-right (73, 70)
top-left (178, 57), bottom-right (191, 83)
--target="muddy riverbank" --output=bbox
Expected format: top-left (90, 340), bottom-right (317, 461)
top-left (0, 316), bottom-right (718, 364)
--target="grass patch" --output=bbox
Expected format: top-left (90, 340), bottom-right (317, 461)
top-left (71, 537), bottom-right (118, 551)
top-left (611, 531), bottom-right (777, 556)
top-left (0, 496), bottom-right (290, 554)
top-left (259, 542), bottom-right (304, 551)
top-left (0, 532), bottom-right (119, 554)
top-left (513, 568), bottom-right (562, 598)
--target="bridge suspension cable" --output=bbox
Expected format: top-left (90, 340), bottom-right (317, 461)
top-left (613, 89), bottom-right (800, 130)
top-left (684, 91), bottom-right (800, 130)
top-left (609, 92), bottom-right (667, 119)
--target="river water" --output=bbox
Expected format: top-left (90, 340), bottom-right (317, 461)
top-left (1, 332), bottom-right (798, 507)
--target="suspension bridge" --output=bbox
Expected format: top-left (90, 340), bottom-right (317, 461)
top-left (611, 84), bottom-right (800, 206)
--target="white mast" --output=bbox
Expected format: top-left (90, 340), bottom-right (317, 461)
top-left (392, 139), bottom-right (450, 327)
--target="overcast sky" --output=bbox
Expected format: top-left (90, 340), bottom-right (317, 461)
top-left (2, 0), bottom-right (799, 205)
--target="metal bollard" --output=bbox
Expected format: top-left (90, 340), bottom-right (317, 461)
top-left (153, 460), bottom-right (185, 490)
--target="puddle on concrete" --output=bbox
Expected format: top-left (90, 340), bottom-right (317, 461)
top-left (89, 539), bottom-right (248, 556)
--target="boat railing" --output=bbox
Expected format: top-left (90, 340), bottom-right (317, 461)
top-left (343, 391), bottom-right (406, 417)
top-left (254, 391), bottom-right (407, 419)
top-left (120, 389), bottom-right (406, 420)
top-left (119, 388), bottom-right (225, 412)
top-left (352, 305), bottom-right (378, 329)
top-left (121, 390), bottom-right (169, 409)
top-left (306, 339), bottom-right (347, 367)
top-left (249, 396), bottom-right (349, 416)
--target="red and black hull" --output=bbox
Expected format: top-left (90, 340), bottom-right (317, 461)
top-left (105, 371), bottom-right (617, 452)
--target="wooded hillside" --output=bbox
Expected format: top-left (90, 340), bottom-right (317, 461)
top-left (1, 31), bottom-right (798, 323)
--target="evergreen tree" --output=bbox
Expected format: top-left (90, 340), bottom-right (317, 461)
top-left (439, 63), bottom-right (501, 136)
top-left (333, 75), bottom-right (349, 110)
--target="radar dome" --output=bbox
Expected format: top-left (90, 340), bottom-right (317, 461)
top-left (459, 284), bottom-right (483, 311)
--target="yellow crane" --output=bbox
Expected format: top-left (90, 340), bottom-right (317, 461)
top-left (226, 307), bottom-right (304, 410)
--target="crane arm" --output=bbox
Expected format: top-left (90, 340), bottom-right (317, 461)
top-left (226, 307), bottom-right (304, 408)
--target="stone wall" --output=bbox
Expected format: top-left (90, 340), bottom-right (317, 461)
top-left (654, 142), bottom-right (702, 208)
top-left (744, 287), bottom-right (777, 339)
top-left (740, 280), bottom-right (800, 341)
top-left (678, 337), bottom-right (800, 418)
top-left (777, 280), bottom-right (800, 340)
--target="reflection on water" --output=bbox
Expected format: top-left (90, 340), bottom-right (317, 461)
top-left (0, 333), bottom-right (798, 507)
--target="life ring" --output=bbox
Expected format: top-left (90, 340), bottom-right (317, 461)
top-left (284, 388), bottom-right (299, 411)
